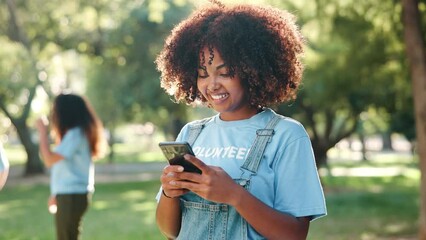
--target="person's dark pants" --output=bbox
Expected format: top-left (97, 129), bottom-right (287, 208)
top-left (55, 193), bottom-right (90, 240)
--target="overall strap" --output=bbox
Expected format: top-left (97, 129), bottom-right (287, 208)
top-left (186, 117), bottom-right (213, 146)
top-left (241, 114), bottom-right (282, 176)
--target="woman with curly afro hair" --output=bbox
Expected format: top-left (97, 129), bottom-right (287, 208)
top-left (156, 2), bottom-right (326, 240)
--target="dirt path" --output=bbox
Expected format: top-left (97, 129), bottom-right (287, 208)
top-left (5, 162), bottom-right (166, 187)
top-left (5, 160), bottom-right (418, 188)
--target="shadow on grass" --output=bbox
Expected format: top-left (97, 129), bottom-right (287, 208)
top-left (309, 175), bottom-right (419, 240)
top-left (0, 181), bottom-right (164, 240)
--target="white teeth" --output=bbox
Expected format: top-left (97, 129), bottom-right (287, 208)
top-left (211, 93), bottom-right (228, 100)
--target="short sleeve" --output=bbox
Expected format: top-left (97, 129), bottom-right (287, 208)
top-left (54, 128), bottom-right (84, 160)
top-left (273, 136), bottom-right (327, 220)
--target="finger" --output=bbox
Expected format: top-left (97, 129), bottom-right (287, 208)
top-left (161, 167), bottom-right (180, 185)
top-left (169, 179), bottom-right (202, 192)
top-left (160, 171), bottom-right (181, 184)
top-left (162, 178), bottom-right (190, 194)
top-left (41, 115), bottom-right (49, 124)
top-left (184, 154), bottom-right (209, 172)
top-left (163, 164), bottom-right (184, 174)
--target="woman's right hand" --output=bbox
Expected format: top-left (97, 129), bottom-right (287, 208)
top-left (36, 116), bottom-right (49, 133)
top-left (157, 166), bottom-right (185, 239)
top-left (160, 165), bottom-right (190, 198)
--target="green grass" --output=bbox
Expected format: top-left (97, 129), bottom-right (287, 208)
top-left (1, 146), bottom-right (421, 239)
top-left (0, 181), bottom-right (164, 240)
top-left (308, 175), bottom-right (419, 240)
top-left (0, 174), bottom-right (419, 240)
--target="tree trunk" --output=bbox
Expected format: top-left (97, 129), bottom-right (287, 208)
top-left (401, 0), bottom-right (426, 239)
top-left (108, 128), bottom-right (115, 163)
top-left (13, 119), bottom-right (44, 176)
top-left (381, 131), bottom-right (393, 151)
top-left (359, 133), bottom-right (368, 161)
top-left (311, 140), bottom-right (329, 168)
top-left (171, 116), bottom-right (184, 140)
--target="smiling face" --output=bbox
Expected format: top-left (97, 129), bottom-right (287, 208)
top-left (197, 47), bottom-right (257, 121)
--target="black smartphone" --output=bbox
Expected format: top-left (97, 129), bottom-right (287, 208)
top-left (158, 141), bottom-right (202, 174)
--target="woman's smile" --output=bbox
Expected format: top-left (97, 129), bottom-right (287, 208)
top-left (209, 93), bottom-right (229, 101)
top-left (197, 47), bottom-right (257, 121)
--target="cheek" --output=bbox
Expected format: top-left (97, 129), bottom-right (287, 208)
top-left (197, 79), bottom-right (205, 91)
top-left (196, 80), bottom-right (208, 97)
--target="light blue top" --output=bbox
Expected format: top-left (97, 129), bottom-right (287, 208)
top-left (177, 109), bottom-right (326, 220)
top-left (51, 127), bottom-right (94, 195)
top-left (0, 143), bottom-right (9, 172)
top-left (158, 108), bottom-right (327, 238)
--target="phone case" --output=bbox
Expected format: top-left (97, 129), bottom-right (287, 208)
top-left (158, 142), bottom-right (201, 174)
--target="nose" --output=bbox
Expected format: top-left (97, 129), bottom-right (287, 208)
top-left (207, 76), bottom-right (220, 92)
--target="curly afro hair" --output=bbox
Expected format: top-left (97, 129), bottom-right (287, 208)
top-left (156, 3), bottom-right (305, 107)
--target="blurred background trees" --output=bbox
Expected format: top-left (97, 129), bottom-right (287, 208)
top-left (0, 0), bottom-right (421, 173)
top-left (0, 0), bottom-right (194, 173)
top-left (2, 0), bottom-right (420, 170)
top-left (275, 0), bottom-right (411, 167)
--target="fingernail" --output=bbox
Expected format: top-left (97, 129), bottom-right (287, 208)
top-left (177, 166), bottom-right (184, 172)
top-left (169, 181), bottom-right (176, 185)
top-left (167, 172), bottom-right (174, 177)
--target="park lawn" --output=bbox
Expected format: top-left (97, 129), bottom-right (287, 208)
top-left (0, 173), bottom-right (420, 239)
top-left (0, 181), bottom-right (164, 240)
top-left (309, 174), bottom-right (419, 240)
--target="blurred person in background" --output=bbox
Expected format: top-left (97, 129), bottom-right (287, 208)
top-left (0, 142), bottom-right (9, 190)
top-left (36, 93), bottom-right (106, 240)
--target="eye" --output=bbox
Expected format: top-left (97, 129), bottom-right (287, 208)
top-left (197, 72), bottom-right (208, 79)
top-left (218, 65), bottom-right (232, 78)
top-left (197, 67), bottom-right (208, 79)
top-left (219, 69), bottom-right (231, 78)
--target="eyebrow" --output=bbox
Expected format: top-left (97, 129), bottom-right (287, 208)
top-left (216, 63), bottom-right (227, 70)
top-left (197, 64), bottom-right (227, 70)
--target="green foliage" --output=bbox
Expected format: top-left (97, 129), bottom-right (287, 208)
top-left (0, 38), bottom-right (35, 111)
top-left (85, 0), bottom-right (195, 138)
top-left (273, 0), bottom-right (413, 165)
top-left (0, 0), bottom-right (420, 166)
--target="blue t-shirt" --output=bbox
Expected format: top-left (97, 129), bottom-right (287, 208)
top-left (51, 127), bottom-right (94, 195)
top-left (176, 109), bottom-right (326, 219)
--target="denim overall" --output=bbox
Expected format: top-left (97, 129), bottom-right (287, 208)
top-left (176, 114), bottom-right (281, 240)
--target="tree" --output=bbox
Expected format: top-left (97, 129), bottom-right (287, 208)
top-left (274, 0), bottom-right (400, 167)
top-left (0, 0), bottom-right (129, 173)
top-left (87, 0), bottom-right (195, 142)
top-left (81, 0), bottom-right (197, 161)
top-left (0, 0), bottom-right (50, 175)
top-left (401, 0), bottom-right (426, 238)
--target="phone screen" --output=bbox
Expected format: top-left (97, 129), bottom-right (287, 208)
top-left (159, 142), bottom-right (201, 174)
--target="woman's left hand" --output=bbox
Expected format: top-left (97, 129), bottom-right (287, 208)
top-left (169, 154), bottom-right (243, 205)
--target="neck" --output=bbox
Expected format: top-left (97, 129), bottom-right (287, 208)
top-left (219, 106), bottom-right (262, 121)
